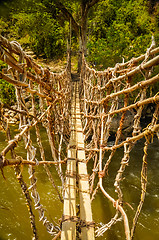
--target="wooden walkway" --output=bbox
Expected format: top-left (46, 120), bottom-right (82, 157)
top-left (61, 81), bottom-right (95, 240)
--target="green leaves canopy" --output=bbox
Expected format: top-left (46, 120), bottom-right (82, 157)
top-left (0, 0), bottom-right (159, 65)
top-left (0, 0), bottom-right (67, 58)
top-left (87, 0), bottom-right (159, 68)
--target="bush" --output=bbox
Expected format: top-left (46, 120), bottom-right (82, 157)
top-left (0, 60), bottom-right (16, 105)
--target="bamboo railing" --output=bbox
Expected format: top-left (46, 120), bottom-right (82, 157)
top-left (80, 37), bottom-right (159, 239)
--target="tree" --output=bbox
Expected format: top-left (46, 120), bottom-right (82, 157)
top-left (49, 0), bottom-right (100, 71)
top-left (0, 0), bottom-right (158, 70)
top-left (50, 0), bottom-right (100, 48)
top-left (0, 0), bottom-right (67, 59)
top-left (86, 0), bottom-right (159, 69)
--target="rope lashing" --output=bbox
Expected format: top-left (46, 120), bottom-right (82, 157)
top-left (98, 170), bottom-right (105, 178)
top-left (61, 215), bottom-right (95, 228)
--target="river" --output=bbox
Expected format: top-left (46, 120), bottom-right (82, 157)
top-left (0, 127), bottom-right (159, 240)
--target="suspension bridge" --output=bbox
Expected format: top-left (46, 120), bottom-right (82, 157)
top-left (0, 34), bottom-right (159, 240)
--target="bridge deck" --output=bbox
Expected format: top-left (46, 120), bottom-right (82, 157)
top-left (61, 81), bottom-right (94, 240)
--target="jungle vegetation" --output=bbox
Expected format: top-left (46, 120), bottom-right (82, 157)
top-left (0, 0), bottom-right (159, 104)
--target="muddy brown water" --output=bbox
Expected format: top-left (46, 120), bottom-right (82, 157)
top-left (0, 127), bottom-right (159, 240)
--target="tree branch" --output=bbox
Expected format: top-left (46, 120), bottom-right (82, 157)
top-left (53, 0), bottom-right (80, 36)
top-left (88, 0), bottom-right (101, 8)
top-left (83, 0), bottom-right (100, 21)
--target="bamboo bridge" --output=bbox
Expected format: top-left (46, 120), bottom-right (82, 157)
top-left (0, 34), bottom-right (159, 240)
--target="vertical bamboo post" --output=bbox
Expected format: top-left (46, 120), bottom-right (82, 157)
top-left (61, 84), bottom-right (76, 240)
top-left (76, 83), bottom-right (95, 240)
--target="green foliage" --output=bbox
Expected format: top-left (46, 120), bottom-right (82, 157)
top-left (0, 19), bottom-right (9, 35)
top-left (0, 79), bottom-right (16, 105)
top-left (0, 0), bottom-right (67, 59)
top-left (0, 0), bottom-right (158, 106)
top-left (11, 11), bottom-right (66, 58)
top-left (87, 0), bottom-right (159, 69)
top-left (0, 0), bottom-right (159, 66)
top-left (0, 61), bottom-right (16, 105)
top-left (0, 60), bottom-right (7, 71)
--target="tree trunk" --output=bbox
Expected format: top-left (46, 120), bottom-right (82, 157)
top-left (77, 22), bottom-right (87, 73)
top-left (81, 19), bottom-right (87, 55)
top-left (53, 0), bottom-right (100, 73)
top-left (78, 36), bottom-right (83, 73)
top-left (78, 2), bottom-right (88, 73)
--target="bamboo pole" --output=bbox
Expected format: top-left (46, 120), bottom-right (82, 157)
top-left (82, 55), bottom-right (159, 93)
top-left (82, 73), bottom-right (159, 105)
top-left (0, 157), bottom-right (67, 167)
top-left (61, 82), bottom-right (95, 239)
top-left (82, 46), bottom-right (159, 75)
top-left (75, 83), bottom-right (95, 240)
top-left (0, 72), bottom-right (52, 101)
top-left (61, 84), bottom-right (77, 240)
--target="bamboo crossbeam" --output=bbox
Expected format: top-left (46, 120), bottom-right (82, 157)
top-left (104, 95), bottom-right (159, 116)
top-left (0, 157), bottom-right (67, 167)
top-left (108, 46), bottom-right (159, 70)
top-left (83, 123), bottom-right (159, 153)
top-left (0, 34), bottom-right (71, 95)
top-left (0, 52), bottom-right (68, 97)
top-left (0, 45), bottom-right (18, 65)
top-left (83, 73), bottom-right (159, 105)
top-left (0, 35), bottom-right (26, 56)
top-left (118, 46), bottom-right (159, 66)
top-left (0, 35), bottom-right (71, 78)
top-left (102, 73), bottom-right (159, 103)
top-left (0, 72), bottom-right (52, 101)
top-left (1, 106), bottom-right (51, 157)
top-left (0, 51), bottom-right (51, 91)
top-left (0, 39), bottom-right (43, 76)
top-left (102, 53), bottom-right (159, 87)
top-left (83, 47), bottom-right (159, 75)
top-left (1, 102), bottom-right (36, 118)
top-left (81, 94), bottom-right (159, 120)
top-left (83, 55), bottom-right (159, 92)
top-left (0, 35), bottom-right (71, 76)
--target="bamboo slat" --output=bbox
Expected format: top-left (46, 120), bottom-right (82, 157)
top-left (61, 84), bottom-right (77, 240)
top-left (76, 84), bottom-right (95, 240)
